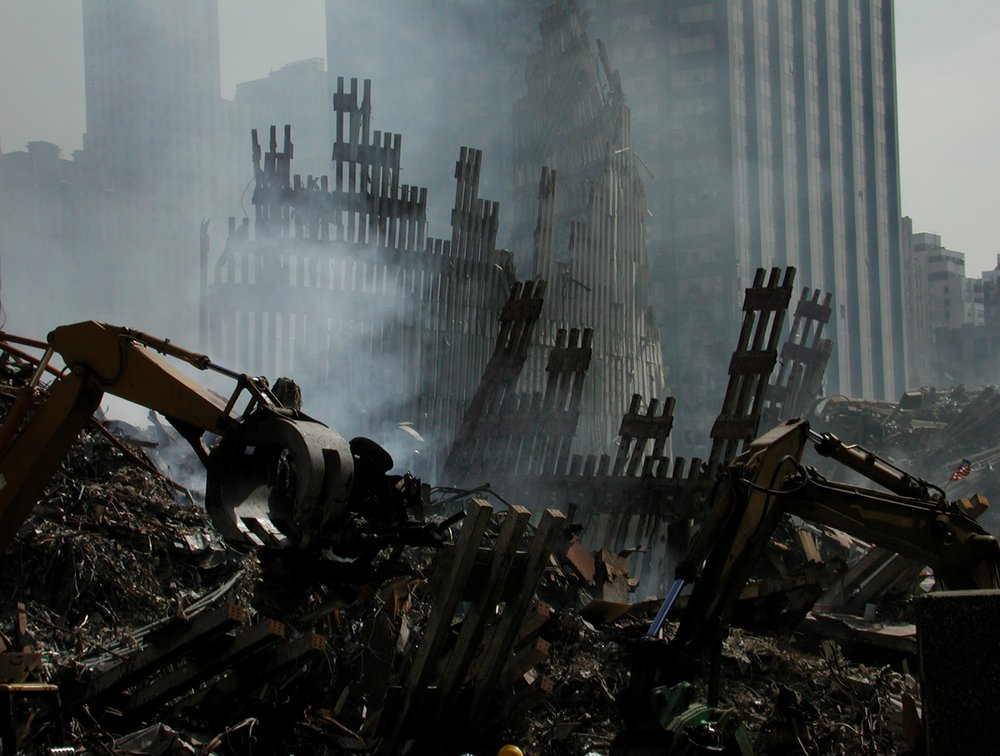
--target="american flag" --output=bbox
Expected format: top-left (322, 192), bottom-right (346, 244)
top-left (950, 459), bottom-right (973, 481)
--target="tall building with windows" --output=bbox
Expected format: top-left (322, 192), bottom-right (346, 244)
top-left (906, 229), bottom-right (993, 386)
top-left (912, 232), bottom-right (983, 332)
top-left (901, 216), bottom-right (932, 387)
top-left (591, 0), bottom-right (906, 444)
top-left (82, 0), bottom-right (222, 189)
top-left (80, 0), bottom-right (239, 333)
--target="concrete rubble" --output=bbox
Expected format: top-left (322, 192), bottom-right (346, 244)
top-left (0, 270), bottom-right (996, 753)
top-left (0, 396), bottom-right (930, 754)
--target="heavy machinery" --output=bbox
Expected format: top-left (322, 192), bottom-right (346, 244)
top-left (0, 321), bottom-right (424, 563)
top-left (616, 419), bottom-right (1000, 751)
top-left (671, 418), bottom-right (1000, 660)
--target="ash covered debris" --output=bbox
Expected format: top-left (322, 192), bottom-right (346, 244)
top-left (0, 293), bottom-right (997, 753)
top-left (0, 415), bottom-right (921, 756)
top-left (6, 261), bottom-right (999, 754)
top-left (815, 385), bottom-right (1000, 533)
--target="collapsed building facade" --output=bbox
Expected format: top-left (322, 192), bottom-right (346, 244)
top-left (207, 78), bottom-right (512, 475)
top-left (206, 4), bottom-right (669, 482)
top-left (509, 3), bottom-right (668, 456)
top-left (203, 3), bottom-right (844, 596)
top-left (440, 4), bottom-right (837, 593)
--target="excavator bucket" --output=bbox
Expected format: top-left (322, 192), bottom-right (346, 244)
top-left (205, 412), bottom-right (355, 549)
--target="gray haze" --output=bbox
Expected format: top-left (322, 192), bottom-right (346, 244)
top-left (894, 0), bottom-right (1000, 272)
top-left (2, 2), bottom-right (998, 270)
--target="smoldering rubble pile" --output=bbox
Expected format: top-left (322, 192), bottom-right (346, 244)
top-left (0, 410), bottom-right (920, 755)
top-left (502, 612), bottom-right (914, 755)
top-left (820, 385), bottom-right (1000, 531)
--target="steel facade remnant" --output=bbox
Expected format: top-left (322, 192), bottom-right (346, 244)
top-left (442, 280), bottom-right (548, 481)
top-left (74, 603), bottom-right (325, 719)
top-left (441, 280), bottom-right (594, 481)
top-left (444, 267), bottom-right (798, 596)
top-left (447, 385), bottom-right (713, 596)
top-left (210, 77), bottom-right (511, 475)
top-left (375, 501), bottom-right (566, 752)
top-left (459, 326), bottom-right (594, 477)
top-left (511, 5), bottom-right (668, 455)
top-left (709, 267), bottom-right (797, 469)
top-left (763, 286), bottom-right (833, 426)
top-left (613, 393), bottom-right (676, 477)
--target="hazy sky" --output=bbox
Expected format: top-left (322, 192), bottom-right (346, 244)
top-left (1, 1), bottom-right (999, 273)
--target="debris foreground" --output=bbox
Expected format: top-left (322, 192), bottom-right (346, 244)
top-left (0, 406), bottom-right (916, 754)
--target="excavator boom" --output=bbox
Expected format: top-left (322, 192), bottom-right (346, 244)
top-left (0, 322), bottom-right (354, 552)
top-left (672, 419), bottom-right (1000, 658)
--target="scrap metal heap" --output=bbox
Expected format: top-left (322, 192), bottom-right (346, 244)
top-left (443, 267), bottom-right (803, 597)
top-left (0, 423), bottom-right (915, 754)
top-left (0, 289), bottom-right (992, 752)
top-left (0, 325), bottom-right (569, 753)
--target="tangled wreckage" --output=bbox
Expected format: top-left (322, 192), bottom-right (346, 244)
top-left (0, 289), bottom-right (997, 755)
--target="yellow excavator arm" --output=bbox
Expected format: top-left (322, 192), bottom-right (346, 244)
top-left (0, 321), bottom-right (354, 552)
top-left (672, 419), bottom-right (1000, 657)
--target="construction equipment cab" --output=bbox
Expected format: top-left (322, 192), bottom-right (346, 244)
top-left (0, 321), bottom-right (355, 553)
top-left (672, 419), bottom-right (1000, 658)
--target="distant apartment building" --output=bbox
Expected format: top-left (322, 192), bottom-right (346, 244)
top-left (901, 216), bottom-right (932, 386)
top-left (906, 228), bottom-right (994, 385)
top-left (912, 232), bottom-right (983, 331)
top-left (587, 0), bottom-right (906, 443)
top-left (981, 255), bottom-right (1000, 325)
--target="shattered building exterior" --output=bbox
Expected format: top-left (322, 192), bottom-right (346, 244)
top-left (320, 0), bottom-right (906, 454)
top-left (208, 79), bottom-right (512, 475)
top-left (208, 3), bottom-right (668, 476)
top-left (509, 2), bottom-right (668, 455)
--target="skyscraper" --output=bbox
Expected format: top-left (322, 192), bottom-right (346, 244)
top-left (593, 0), bottom-right (906, 444)
top-left (81, 0), bottom-right (237, 334)
top-left (82, 0), bottom-right (222, 194)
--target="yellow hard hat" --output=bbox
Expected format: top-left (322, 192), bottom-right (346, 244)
top-left (497, 747), bottom-right (524, 756)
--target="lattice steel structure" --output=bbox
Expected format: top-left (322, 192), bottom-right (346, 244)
top-left (208, 79), bottom-right (512, 475)
top-left (510, 3), bottom-right (668, 457)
